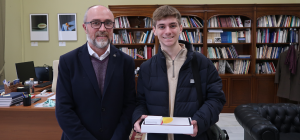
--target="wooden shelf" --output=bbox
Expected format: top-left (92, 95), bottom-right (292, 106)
top-left (183, 27), bottom-right (203, 29)
top-left (192, 43), bottom-right (203, 45)
top-left (219, 74), bottom-right (252, 77)
top-left (256, 43), bottom-right (298, 45)
top-left (109, 4), bottom-right (300, 113)
top-left (114, 28), bottom-right (152, 30)
top-left (256, 27), bottom-right (300, 29)
top-left (207, 27), bottom-right (251, 30)
top-left (256, 58), bottom-right (278, 60)
top-left (255, 74), bottom-right (276, 77)
top-left (210, 58), bottom-right (251, 60)
top-left (113, 43), bottom-right (155, 47)
top-left (207, 43), bottom-right (252, 45)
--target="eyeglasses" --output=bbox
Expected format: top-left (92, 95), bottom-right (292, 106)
top-left (84, 21), bottom-right (114, 29)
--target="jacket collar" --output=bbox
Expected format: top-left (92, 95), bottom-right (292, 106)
top-left (102, 44), bottom-right (119, 99)
top-left (157, 40), bottom-right (194, 71)
top-left (78, 42), bottom-right (102, 100)
top-left (78, 42), bottom-right (119, 100)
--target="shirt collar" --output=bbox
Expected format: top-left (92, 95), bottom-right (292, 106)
top-left (161, 43), bottom-right (186, 60)
top-left (87, 43), bottom-right (110, 61)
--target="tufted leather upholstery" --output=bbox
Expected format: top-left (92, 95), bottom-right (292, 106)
top-left (234, 103), bottom-right (300, 140)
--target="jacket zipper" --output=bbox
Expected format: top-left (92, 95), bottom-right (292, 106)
top-left (171, 48), bottom-right (185, 116)
top-left (172, 49), bottom-right (184, 78)
top-left (172, 60), bottom-right (175, 78)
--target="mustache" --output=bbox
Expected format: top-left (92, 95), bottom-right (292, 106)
top-left (95, 31), bottom-right (108, 37)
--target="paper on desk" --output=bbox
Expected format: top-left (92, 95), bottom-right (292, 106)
top-left (35, 92), bottom-right (54, 97)
top-left (34, 103), bottom-right (44, 107)
top-left (34, 100), bottom-right (56, 107)
top-left (48, 95), bottom-right (56, 100)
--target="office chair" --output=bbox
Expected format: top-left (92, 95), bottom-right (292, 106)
top-left (52, 60), bottom-right (59, 92)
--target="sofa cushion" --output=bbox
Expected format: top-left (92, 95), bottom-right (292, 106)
top-left (280, 133), bottom-right (300, 140)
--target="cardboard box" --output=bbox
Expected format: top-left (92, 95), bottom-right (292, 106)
top-left (141, 117), bottom-right (193, 134)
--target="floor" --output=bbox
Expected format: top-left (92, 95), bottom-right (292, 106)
top-left (216, 113), bottom-right (244, 140)
top-left (141, 113), bottom-right (244, 140)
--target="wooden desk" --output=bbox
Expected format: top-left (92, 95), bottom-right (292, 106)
top-left (0, 93), bottom-right (61, 140)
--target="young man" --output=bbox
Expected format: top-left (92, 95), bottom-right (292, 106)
top-left (132, 5), bottom-right (226, 140)
top-left (55, 5), bottom-right (136, 140)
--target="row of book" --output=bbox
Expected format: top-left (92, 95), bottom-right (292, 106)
top-left (256, 45), bottom-right (299, 59)
top-left (234, 60), bottom-right (251, 74)
top-left (207, 46), bottom-right (239, 59)
top-left (256, 28), bottom-right (299, 43)
top-left (256, 46), bottom-right (288, 59)
top-left (114, 16), bottom-right (131, 28)
top-left (181, 16), bottom-right (203, 28)
top-left (119, 45), bottom-right (156, 59)
top-left (222, 31), bottom-right (250, 43)
top-left (257, 15), bottom-right (300, 27)
top-left (179, 29), bottom-right (202, 43)
top-left (143, 17), bottom-right (153, 28)
top-left (213, 60), bottom-right (234, 74)
top-left (214, 60), bottom-right (250, 74)
top-left (207, 30), bottom-right (251, 43)
top-left (208, 16), bottom-right (249, 27)
top-left (192, 46), bottom-right (202, 53)
top-left (113, 30), bottom-right (155, 44)
top-left (255, 62), bottom-right (276, 74)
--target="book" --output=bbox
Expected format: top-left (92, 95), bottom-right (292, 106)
top-left (238, 55), bottom-right (251, 58)
top-left (225, 61), bottom-right (234, 74)
top-left (147, 46), bottom-right (152, 59)
top-left (238, 37), bottom-right (246, 43)
top-left (0, 92), bottom-right (24, 106)
top-left (193, 17), bottom-right (203, 27)
top-left (218, 60), bottom-right (225, 74)
top-left (143, 31), bottom-right (149, 43)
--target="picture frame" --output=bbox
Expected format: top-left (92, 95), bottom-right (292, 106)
top-left (30, 14), bottom-right (49, 41)
top-left (58, 13), bottom-right (77, 41)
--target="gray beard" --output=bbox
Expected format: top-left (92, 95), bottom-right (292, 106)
top-left (86, 34), bottom-right (110, 49)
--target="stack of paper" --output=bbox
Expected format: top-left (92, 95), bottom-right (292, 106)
top-left (35, 92), bottom-right (54, 97)
top-left (0, 92), bottom-right (24, 107)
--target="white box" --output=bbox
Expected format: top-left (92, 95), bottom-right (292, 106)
top-left (141, 117), bottom-right (193, 134)
top-left (145, 116), bottom-right (163, 125)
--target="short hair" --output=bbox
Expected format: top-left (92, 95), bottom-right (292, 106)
top-left (83, 5), bottom-right (97, 23)
top-left (152, 5), bottom-right (181, 27)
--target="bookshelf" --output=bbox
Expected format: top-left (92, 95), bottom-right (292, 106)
top-left (109, 4), bottom-right (300, 112)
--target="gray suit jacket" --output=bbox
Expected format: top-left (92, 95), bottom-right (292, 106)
top-left (275, 50), bottom-right (300, 101)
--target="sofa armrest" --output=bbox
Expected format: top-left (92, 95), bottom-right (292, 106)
top-left (234, 104), bottom-right (279, 140)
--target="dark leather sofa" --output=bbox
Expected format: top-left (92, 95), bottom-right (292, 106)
top-left (234, 103), bottom-right (300, 140)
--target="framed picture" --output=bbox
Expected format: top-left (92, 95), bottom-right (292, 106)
top-left (58, 13), bottom-right (77, 41)
top-left (214, 37), bottom-right (221, 43)
top-left (30, 14), bottom-right (49, 41)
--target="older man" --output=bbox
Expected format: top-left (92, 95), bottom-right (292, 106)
top-left (55, 5), bottom-right (136, 140)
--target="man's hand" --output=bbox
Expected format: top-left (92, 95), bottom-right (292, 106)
top-left (133, 115), bottom-right (147, 133)
top-left (188, 120), bottom-right (198, 137)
